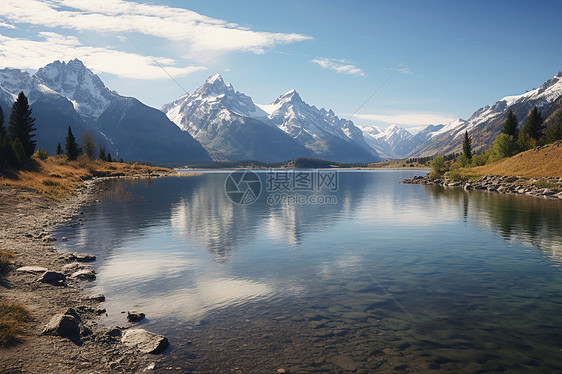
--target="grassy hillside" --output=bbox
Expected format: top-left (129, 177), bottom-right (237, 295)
top-left (473, 141), bottom-right (562, 178)
top-left (0, 157), bottom-right (173, 199)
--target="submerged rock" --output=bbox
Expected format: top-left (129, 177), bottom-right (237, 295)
top-left (127, 311), bottom-right (145, 322)
top-left (74, 253), bottom-right (96, 262)
top-left (121, 329), bottom-right (169, 354)
top-left (84, 293), bottom-right (106, 302)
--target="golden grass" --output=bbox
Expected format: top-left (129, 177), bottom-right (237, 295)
top-left (0, 157), bottom-right (174, 200)
top-left (0, 250), bottom-right (15, 274)
top-left (473, 142), bottom-right (562, 178)
top-left (0, 301), bottom-right (32, 348)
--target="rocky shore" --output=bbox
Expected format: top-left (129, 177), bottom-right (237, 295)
top-left (0, 176), bottom-right (173, 373)
top-left (402, 174), bottom-right (562, 199)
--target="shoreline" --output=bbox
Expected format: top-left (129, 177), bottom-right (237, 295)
top-left (402, 173), bottom-right (562, 199)
top-left (0, 176), bottom-right (172, 373)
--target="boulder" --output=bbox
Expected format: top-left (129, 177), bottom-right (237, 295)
top-left (74, 253), bottom-right (96, 262)
top-left (42, 314), bottom-right (79, 337)
top-left (121, 329), bottom-right (169, 354)
top-left (38, 271), bottom-right (66, 286)
top-left (127, 311), bottom-right (145, 322)
top-left (70, 269), bottom-right (96, 281)
top-left (16, 266), bottom-right (48, 273)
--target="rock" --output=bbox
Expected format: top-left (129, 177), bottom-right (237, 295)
top-left (38, 271), bottom-right (66, 286)
top-left (106, 328), bottom-right (123, 337)
top-left (74, 253), bottom-right (96, 262)
top-left (84, 293), bottom-right (105, 302)
top-left (64, 308), bottom-right (82, 322)
top-left (96, 308), bottom-right (107, 315)
top-left (42, 314), bottom-right (80, 337)
top-left (121, 329), bottom-right (169, 354)
top-left (62, 262), bottom-right (93, 275)
top-left (127, 310), bottom-right (146, 322)
top-left (16, 266), bottom-right (48, 273)
top-left (70, 269), bottom-right (96, 280)
top-left (331, 355), bottom-right (357, 371)
top-left (42, 236), bottom-right (57, 242)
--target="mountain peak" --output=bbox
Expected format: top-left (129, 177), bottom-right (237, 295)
top-left (206, 73), bottom-right (224, 85)
top-left (273, 89), bottom-right (302, 105)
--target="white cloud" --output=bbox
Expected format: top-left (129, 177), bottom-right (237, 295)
top-left (353, 112), bottom-right (457, 127)
top-left (0, 22), bottom-right (16, 29)
top-left (311, 57), bottom-right (366, 77)
top-left (0, 0), bottom-right (311, 54)
top-left (0, 32), bottom-right (207, 80)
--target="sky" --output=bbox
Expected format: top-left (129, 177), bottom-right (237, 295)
top-left (0, 0), bottom-right (561, 131)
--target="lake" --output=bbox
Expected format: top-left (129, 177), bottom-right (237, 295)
top-left (53, 170), bottom-right (562, 373)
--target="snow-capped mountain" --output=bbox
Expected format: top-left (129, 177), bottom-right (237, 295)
top-left (256, 90), bottom-right (379, 162)
top-left (358, 125), bottom-right (415, 159)
top-left (0, 59), bottom-right (210, 163)
top-left (34, 59), bottom-right (114, 119)
top-left (162, 75), bottom-right (380, 163)
top-left (409, 71), bottom-right (562, 156)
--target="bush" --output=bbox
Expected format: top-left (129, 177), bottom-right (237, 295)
top-left (493, 133), bottom-right (518, 159)
top-left (32, 149), bottom-right (49, 160)
top-left (431, 155), bottom-right (446, 175)
top-left (453, 154), bottom-right (470, 168)
top-left (0, 250), bottom-right (14, 273)
top-left (0, 301), bottom-right (31, 347)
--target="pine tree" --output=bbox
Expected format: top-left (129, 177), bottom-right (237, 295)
top-left (65, 126), bottom-right (81, 161)
top-left (98, 145), bottom-right (107, 161)
top-left (462, 131), bottom-right (472, 160)
top-left (8, 92), bottom-right (36, 157)
top-left (521, 107), bottom-right (543, 141)
top-left (107, 153), bottom-right (113, 163)
top-left (502, 110), bottom-right (519, 137)
top-left (56, 142), bottom-right (63, 155)
top-left (0, 105), bottom-right (5, 138)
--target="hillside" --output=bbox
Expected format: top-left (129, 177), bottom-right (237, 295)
top-left (473, 141), bottom-right (562, 178)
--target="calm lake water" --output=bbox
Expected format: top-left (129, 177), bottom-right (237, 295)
top-left (54, 170), bottom-right (562, 373)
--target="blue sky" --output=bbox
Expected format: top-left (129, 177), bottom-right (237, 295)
top-left (0, 0), bottom-right (561, 130)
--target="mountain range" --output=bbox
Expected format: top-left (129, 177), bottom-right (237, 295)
top-left (162, 74), bottom-right (380, 163)
top-left (0, 59), bottom-right (210, 163)
top-left (1, 59), bottom-right (561, 163)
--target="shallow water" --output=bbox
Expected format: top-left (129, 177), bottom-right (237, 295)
top-left (54, 170), bottom-right (562, 373)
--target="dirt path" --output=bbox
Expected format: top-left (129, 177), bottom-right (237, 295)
top-left (0, 180), bottom-right (165, 373)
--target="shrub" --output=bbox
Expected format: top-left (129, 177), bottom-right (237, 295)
top-left (0, 301), bottom-right (31, 347)
top-left (0, 250), bottom-right (14, 273)
top-left (32, 149), bottom-right (49, 160)
top-left (493, 133), bottom-right (518, 159)
top-left (431, 155), bottom-right (446, 175)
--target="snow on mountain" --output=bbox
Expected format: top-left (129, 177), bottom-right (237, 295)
top-left (34, 59), bottom-right (115, 119)
top-left (358, 124), bottom-right (416, 159)
top-left (163, 75), bottom-right (380, 162)
top-left (409, 70), bottom-right (562, 156)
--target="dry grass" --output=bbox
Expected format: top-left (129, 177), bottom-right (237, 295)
top-left (0, 157), bottom-right (174, 200)
top-left (0, 301), bottom-right (32, 348)
top-left (0, 250), bottom-right (15, 274)
top-left (473, 141), bottom-right (562, 178)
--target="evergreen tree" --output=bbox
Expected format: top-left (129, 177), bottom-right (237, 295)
top-left (107, 153), bottom-right (113, 163)
top-left (462, 131), bottom-right (472, 160)
top-left (56, 142), bottom-right (63, 155)
top-left (521, 106), bottom-right (543, 141)
top-left (502, 110), bottom-right (519, 137)
top-left (98, 145), bottom-right (107, 161)
top-left (11, 137), bottom-right (26, 167)
top-left (545, 109), bottom-right (562, 143)
top-left (65, 126), bottom-right (81, 161)
top-left (8, 92), bottom-right (36, 157)
top-left (0, 105), bottom-right (5, 138)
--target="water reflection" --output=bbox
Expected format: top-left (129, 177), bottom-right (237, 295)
top-left (425, 185), bottom-right (562, 264)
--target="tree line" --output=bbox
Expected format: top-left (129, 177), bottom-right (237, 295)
top-left (1, 91), bottom-right (119, 170)
top-left (430, 106), bottom-right (562, 177)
